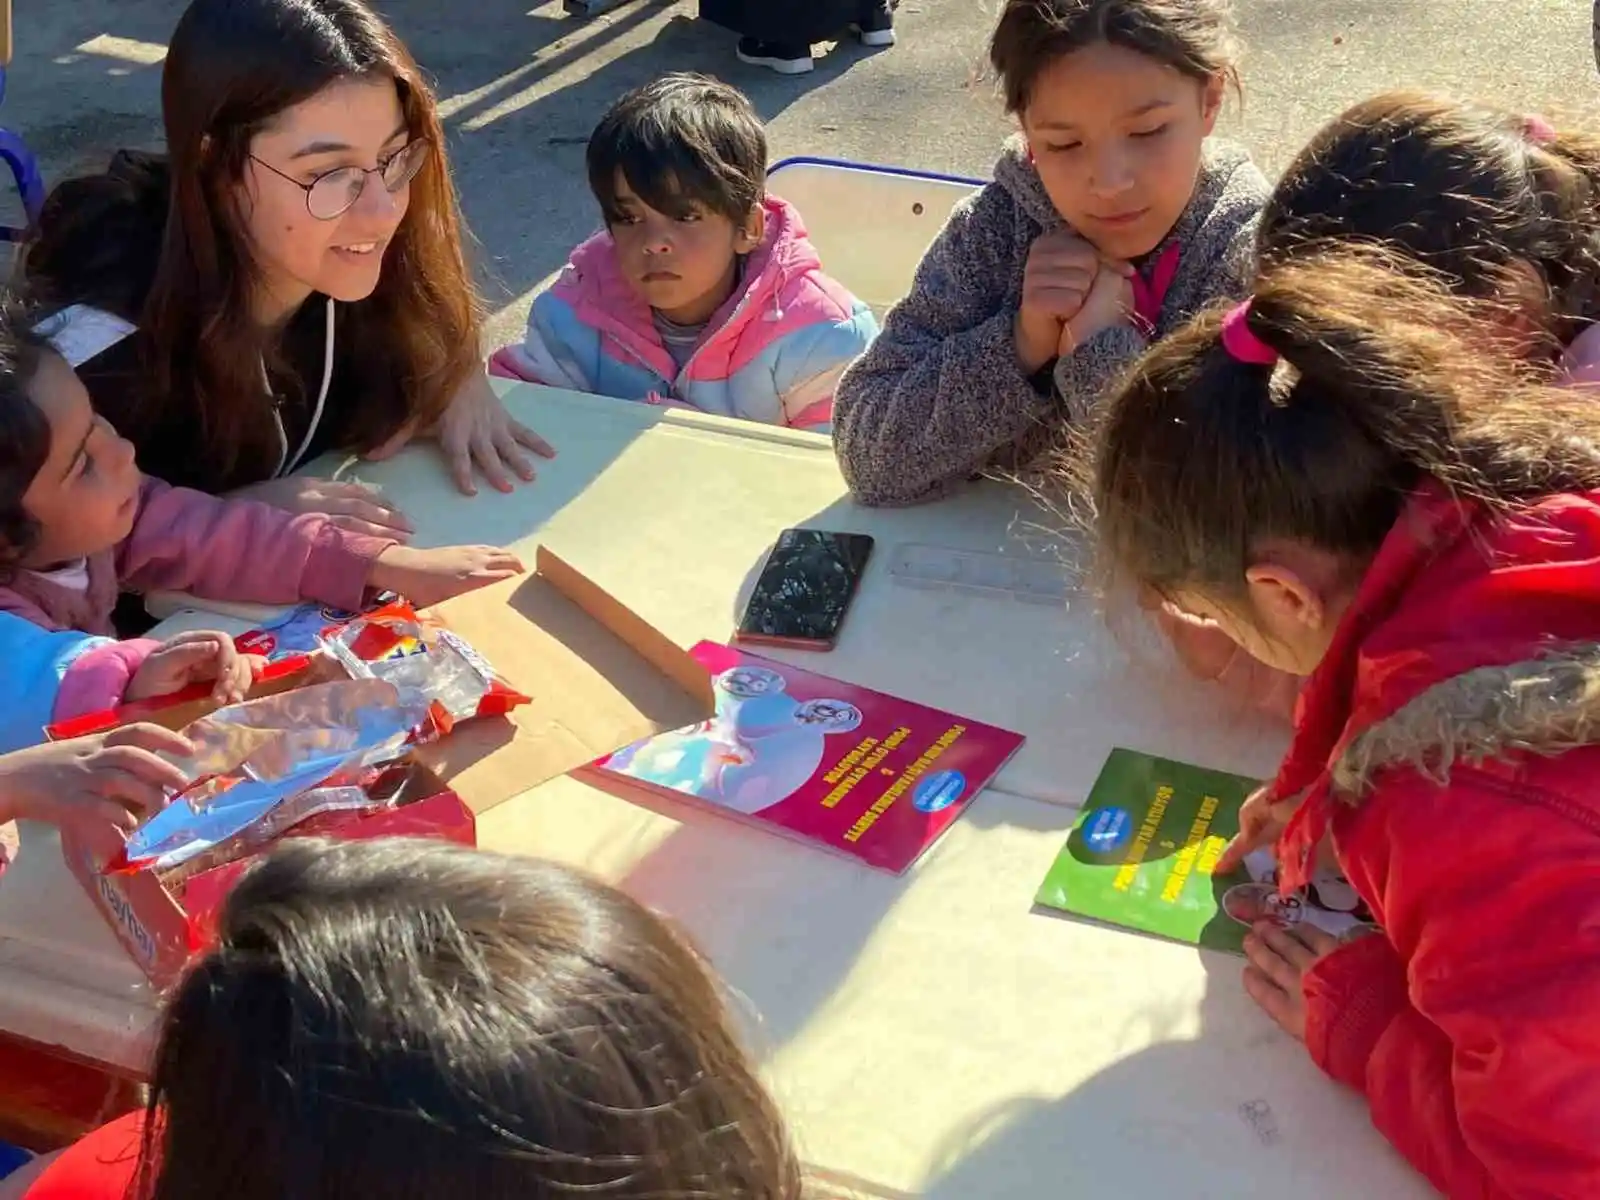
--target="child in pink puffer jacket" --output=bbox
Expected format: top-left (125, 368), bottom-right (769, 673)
top-left (490, 75), bottom-right (877, 432)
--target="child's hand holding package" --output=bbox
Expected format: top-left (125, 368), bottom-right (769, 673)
top-left (367, 544), bottom-right (525, 609)
top-left (126, 631), bottom-right (268, 705)
top-left (0, 724), bottom-right (194, 837)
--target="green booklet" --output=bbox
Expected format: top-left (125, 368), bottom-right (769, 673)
top-left (1034, 748), bottom-right (1376, 954)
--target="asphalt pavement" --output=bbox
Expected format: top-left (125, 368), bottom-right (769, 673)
top-left (9, 0), bottom-right (1599, 346)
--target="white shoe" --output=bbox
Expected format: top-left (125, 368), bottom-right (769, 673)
top-left (737, 38), bottom-right (816, 74)
top-left (852, 4), bottom-right (897, 47)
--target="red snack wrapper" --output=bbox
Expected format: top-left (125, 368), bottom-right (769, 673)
top-left (321, 601), bottom-right (530, 722)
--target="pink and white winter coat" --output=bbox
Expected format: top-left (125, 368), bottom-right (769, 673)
top-left (490, 196), bottom-right (878, 431)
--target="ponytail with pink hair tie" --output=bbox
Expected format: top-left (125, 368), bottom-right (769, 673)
top-left (1522, 113), bottom-right (1558, 146)
top-left (1219, 300), bottom-right (1278, 366)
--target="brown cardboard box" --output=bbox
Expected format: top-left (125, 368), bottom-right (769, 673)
top-left (60, 763), bottom-right (476, 988)
top-left (415, 547), bottom-right (716, 813)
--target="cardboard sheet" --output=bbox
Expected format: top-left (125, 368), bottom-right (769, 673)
top-left (413, 547), bottom-right (715, 814)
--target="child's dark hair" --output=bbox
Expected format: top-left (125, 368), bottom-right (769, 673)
top-left (139, 838), bottom-right (802, 1200)
top-left (0, 301), bottom-right (65, 580)
top-left (1082, 247), bottom-right (1600, 606)
top-left (988, 0), bottom-right (1241, 116)
top-left (1260, 92), bottom-right (1600, 346)
top-left (587, 73), bottom-right (767, 226)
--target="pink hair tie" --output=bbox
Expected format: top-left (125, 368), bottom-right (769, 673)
top-left (1522, 114), bottom-right (1557, 146)
top-left (1219, 300), bottom-right (1278, 366)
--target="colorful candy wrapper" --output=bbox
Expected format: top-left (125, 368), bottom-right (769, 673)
top-left (232, 594), bottom-right (397, 662)
top-left (321, 601), bottom-right (530, 727)
top-left (113, 678), bottom-right (430, 876)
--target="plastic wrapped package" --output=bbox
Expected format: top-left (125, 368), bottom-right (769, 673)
top-left (112, 678), bottom-right (431, 876)
top-left (110, 606), bottom-right (528, 878)
top-left (321, 600), bottom-right (531, 727)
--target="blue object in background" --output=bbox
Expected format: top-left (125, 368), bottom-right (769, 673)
top-left (0, 1141), bottom-right (34, 1179)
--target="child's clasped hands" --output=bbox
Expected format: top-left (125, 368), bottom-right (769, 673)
top-left (1015, 230), bottom-right (1136, 373)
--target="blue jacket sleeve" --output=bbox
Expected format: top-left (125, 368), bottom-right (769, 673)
top-left (0, 614), bottom-right (113, 753)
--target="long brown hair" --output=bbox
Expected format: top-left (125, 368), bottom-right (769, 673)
top-left (138, 838), bottom-right (803, 1200)
top-left (1259, 92), bottom-right (1600, 348)
top-left (1081, 247), bottom-right (1600, 606)
top-left (23, 0), bottom-right (480, 488)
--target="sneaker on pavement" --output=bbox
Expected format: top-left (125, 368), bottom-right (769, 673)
top-left (737, 37), bottom-right (815, 74)
top-left (852, 2), bottom-right (897, 47)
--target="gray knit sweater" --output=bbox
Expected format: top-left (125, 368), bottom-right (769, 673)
top-left (833, 138), bottom-right (1269, 506)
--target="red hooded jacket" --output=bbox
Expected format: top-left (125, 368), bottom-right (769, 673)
top-left (1265, 482), bottom-right (1600, 1198)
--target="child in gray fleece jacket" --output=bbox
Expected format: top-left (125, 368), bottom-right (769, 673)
top-left (834, 0), bottom-right (1270, 506)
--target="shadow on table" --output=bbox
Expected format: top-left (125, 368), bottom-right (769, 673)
top-left (322, 386), bottom-right (668, 550)
top-left (614, 761), bottom-right (1071, 1055)
top-left (917, 955), bottom-right (1302, 1199)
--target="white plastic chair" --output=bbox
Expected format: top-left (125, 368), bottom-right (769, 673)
top-left (766, 157), bottom-right (985, 316)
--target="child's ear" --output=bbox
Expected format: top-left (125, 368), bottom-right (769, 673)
top-left (1242, 562), bottom-right (1327, 637)
top-left (1200, 73), bottom-right (1227, 135)
top-left (736, 203), bottom-right (767, 251)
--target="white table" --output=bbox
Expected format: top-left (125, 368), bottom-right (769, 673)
top-left (0, 384), bottom-right (1432, 1197)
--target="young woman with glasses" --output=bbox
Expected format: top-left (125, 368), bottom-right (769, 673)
top-left (21, 0), bottom-right (554, 533)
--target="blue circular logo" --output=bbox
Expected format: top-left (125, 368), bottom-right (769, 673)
top-left (913, 770), bottom-right (967, 813)
top-left (1082, 807), bottom-right (1133, 854)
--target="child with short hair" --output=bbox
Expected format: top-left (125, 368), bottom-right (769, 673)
top-left (833, 0), bottom-right (1267, 506)
top-left (0, 301), bottom-right (522, 732)
top-left (8, 839), bottom-right (802, 1200)
top-left (1160, 93), bottom-right (1600, 714)
top-left (491, 74), bottom-right (878, 433)
top-left (1080, 247), bottom-right (1600, 1196)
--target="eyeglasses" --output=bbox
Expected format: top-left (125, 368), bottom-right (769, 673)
top-left (249, 138), bottom-right (430, 220)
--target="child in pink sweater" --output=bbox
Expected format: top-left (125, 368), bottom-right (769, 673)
top-left (0, 303), bottom-right (523, 719)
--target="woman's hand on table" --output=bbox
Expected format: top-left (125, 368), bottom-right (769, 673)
top-left (232, 477), bottom-right (415, 541)
top-left (127, 631), bottom-right (267, 705)
top-left (0, 725), bottom-right (196, 837)
top-left (369, 372), bottom-right (556, 496)
top-left (368, 543), bottom-right (525, 608)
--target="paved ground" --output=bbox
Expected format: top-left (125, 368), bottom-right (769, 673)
top-left (8, 0), bottom-right (1600, 347)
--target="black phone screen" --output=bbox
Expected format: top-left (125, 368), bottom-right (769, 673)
top-left (738, 530), bottom-right (875, 644)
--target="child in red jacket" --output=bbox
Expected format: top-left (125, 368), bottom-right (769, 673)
top-left (1156, 93), bottom-right (1600, 724)
top-left (1081, 247), bottom-right (1600, 1196)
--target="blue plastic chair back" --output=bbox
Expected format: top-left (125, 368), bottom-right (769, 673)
top-left (0, 66), bottom-right (44, 242)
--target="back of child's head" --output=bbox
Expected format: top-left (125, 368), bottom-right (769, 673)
top-left (1079, 246), bottom-right (1600, 608)
top-left (0, 301), bottom-right (67, 578)
top-left (1260, 92), bottom-right (1600, 343)
top-left (587, 73), bottom-right (767, 226)
top-left (988, 0), bottom-right (1241, 116)
top-left (140, 838), bottom-right (801, 1200)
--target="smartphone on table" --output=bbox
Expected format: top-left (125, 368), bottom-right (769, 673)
top-left (735, 529), bottom-right (875, 652)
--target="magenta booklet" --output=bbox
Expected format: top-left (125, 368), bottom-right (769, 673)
top-left (584, 642), bottom-right (1025, 873)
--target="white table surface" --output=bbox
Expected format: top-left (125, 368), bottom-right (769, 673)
top-left (0, 384), bottom-right (1432, 1197)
